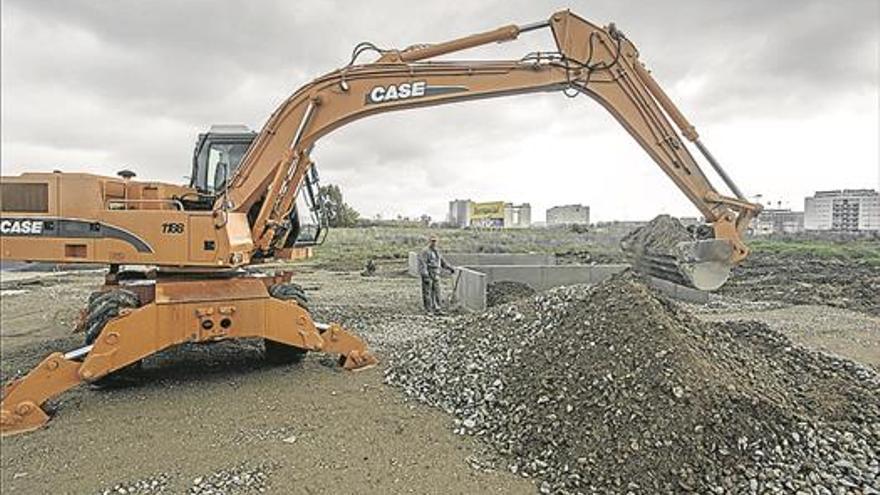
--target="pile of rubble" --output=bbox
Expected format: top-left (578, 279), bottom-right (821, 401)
top-left (486, 281), bottom-right (537, 307)
top-left (619, 215), bottom-right (702, 287)
top-left (619, 214), bottom-right (694, 255)
top-left (385, 272), bottom-right (879, 494)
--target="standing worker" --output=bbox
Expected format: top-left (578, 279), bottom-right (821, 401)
top-left (417, 235), bottom-right (455, 315)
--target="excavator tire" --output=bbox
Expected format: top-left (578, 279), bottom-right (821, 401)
top-left (83, 289), bottom-right (142, 386)
top-left (265, 282), bottom-right (310, 364)
top-left (86, 288), bottom-right (140, 318)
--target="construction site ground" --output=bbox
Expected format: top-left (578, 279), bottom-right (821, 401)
top-left (0, 237), bottom-right (878, 494)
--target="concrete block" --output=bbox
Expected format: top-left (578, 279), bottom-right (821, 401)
top-left (453, 267), bottom-right (488, 312)
top-left (453, 264), bottom-right (630, 312)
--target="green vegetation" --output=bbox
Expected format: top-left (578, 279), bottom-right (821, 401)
top-left (306, 225), bottom-right (880, 271)
top-left (319, 184), bottom-right (360, 228)
top-left (310, 226), bottom-right (624, 270)
top-left (749, 239), bottom-right (880, 265)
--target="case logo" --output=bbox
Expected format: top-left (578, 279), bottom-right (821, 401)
top-left (0, 219), bottom-right (44, 235)
top-left (367, 81), bottom-right (427, 104)
top-left (365, 81), bottom-right (467, 104)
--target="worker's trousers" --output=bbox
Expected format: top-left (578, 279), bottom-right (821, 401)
top-left (421, 274), bottom-right (441, 313)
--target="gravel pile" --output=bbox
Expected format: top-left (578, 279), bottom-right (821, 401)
top-left (487, 281), bottom-right (537, 307)
top-left (620, 214), bottom-right (693, 255)
top-left (384, 272), bottom-right (880, 494)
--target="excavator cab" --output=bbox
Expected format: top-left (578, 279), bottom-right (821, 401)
top-left (187, 125), bottom-right (326, 248)
top-left (190, 124), bottom-right (257, 195)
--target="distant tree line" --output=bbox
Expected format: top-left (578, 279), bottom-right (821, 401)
top-left (319, 184), bottom-right (360, 228)
top-left (320, 184), bottom-right (443, 229)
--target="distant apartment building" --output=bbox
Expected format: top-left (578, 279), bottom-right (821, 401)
top-left (804, 189), bottom-right (880, 231)
top-left (504, 203), bottom-right (531, 229)
top-left (751, 209), bottom-right (805, 235)
top-left (546, 204), bottom-right (590, 226)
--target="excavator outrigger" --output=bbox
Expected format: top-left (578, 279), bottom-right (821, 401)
top-left (0, 10), bottom-right (761, 435)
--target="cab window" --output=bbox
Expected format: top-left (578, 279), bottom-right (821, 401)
top-left (203, 143), bottom-right (250, 194)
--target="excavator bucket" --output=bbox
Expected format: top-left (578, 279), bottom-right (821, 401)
top-left (675, 238), bottom-right (735, 291)
top-left (621, 215), bottom-right (735, 291)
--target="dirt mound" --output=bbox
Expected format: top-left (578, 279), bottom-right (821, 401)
top-left (722, 251), bottom-right (880, 315)
top-left (620, 214), bottom-right (693, 255)
top-left (385, 273), bottom-right (880, 494)
top-left (486, 281), bottom-right (536, 307)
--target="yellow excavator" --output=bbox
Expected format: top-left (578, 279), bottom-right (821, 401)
top-left (0, 10), bottom-right (761, 435)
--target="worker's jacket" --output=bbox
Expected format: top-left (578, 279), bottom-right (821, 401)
top-left (417, 247), bottom-right (452, 278)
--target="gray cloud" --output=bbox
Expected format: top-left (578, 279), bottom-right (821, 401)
top-left (2, 0), bottom-right (877, 220)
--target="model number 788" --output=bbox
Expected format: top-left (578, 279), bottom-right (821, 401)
top-left (161, 222), bottom-right (185, 234)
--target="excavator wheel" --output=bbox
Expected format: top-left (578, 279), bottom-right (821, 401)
top-left (74, 290), bottom-right (109, 333)
top-left (265, 282), bottom-right (311, 364)
top-left (83, 289), bottom-right (143, 385)
top-left (87, 290), bottom-right (106, 307)
top-left (84, 289), bottom-right (141, 344)
top-left (86, 288), bottom-right (140, 319)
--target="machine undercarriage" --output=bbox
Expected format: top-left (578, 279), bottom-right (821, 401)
top-left (0, 271), bottom-right (376, 436)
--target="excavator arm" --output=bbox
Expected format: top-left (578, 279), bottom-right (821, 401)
top-left (221, 10), bottom-right (761, 285)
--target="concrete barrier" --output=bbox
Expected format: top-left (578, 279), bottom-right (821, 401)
top-left (452, 263), bottom-right (709, 311)
top-left (463, 264), bottom-right (629, 291)
top-left (408, 252), bottom-right (555, 277)
top-left (454, 264), bottom-right (629, 312)
top-left (451, 267), bottom-right (487, 312)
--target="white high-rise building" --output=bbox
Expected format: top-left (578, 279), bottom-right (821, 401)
top-left (503, 203), bottom-right (531, 228)
top-left (447, 199), bottom-right (472, 227)
top-left (546, 204), bottom-right (590, 225)
top-left (804, 189), bottom-right (880, 231)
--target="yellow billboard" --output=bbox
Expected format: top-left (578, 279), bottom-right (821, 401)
top-left (469, 201), bottom-right (505, 227)
top-left (470, 201), bottom-right (505, 219)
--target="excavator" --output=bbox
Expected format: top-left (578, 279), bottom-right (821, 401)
top-left (0, 10), bottom-right (761, 436)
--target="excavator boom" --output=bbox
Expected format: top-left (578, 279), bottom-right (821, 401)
top-left (221, 10), bottom-right (760, 280)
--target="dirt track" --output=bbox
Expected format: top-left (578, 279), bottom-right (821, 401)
top-left (1, 261), bottom-right (878, 493)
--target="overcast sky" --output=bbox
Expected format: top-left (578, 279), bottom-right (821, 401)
top-left (2, 0), bottom-right (878, 222)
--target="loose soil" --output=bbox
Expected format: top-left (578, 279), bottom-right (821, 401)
top-left (720, 251), bottom-right (880, 316)
top-left (486, 281), bottom-right (536, 307)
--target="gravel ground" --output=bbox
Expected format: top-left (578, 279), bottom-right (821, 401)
top-left (385, 273), bottom-right (880, 494)
top-left (693, 303), bottom-right (880, 370)
top-left (2, 260), bottom-right (878, 494)
top-left (720, 252), bottom-right (879, 316)
top-left (0, 267), bottom-right (531, 495)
